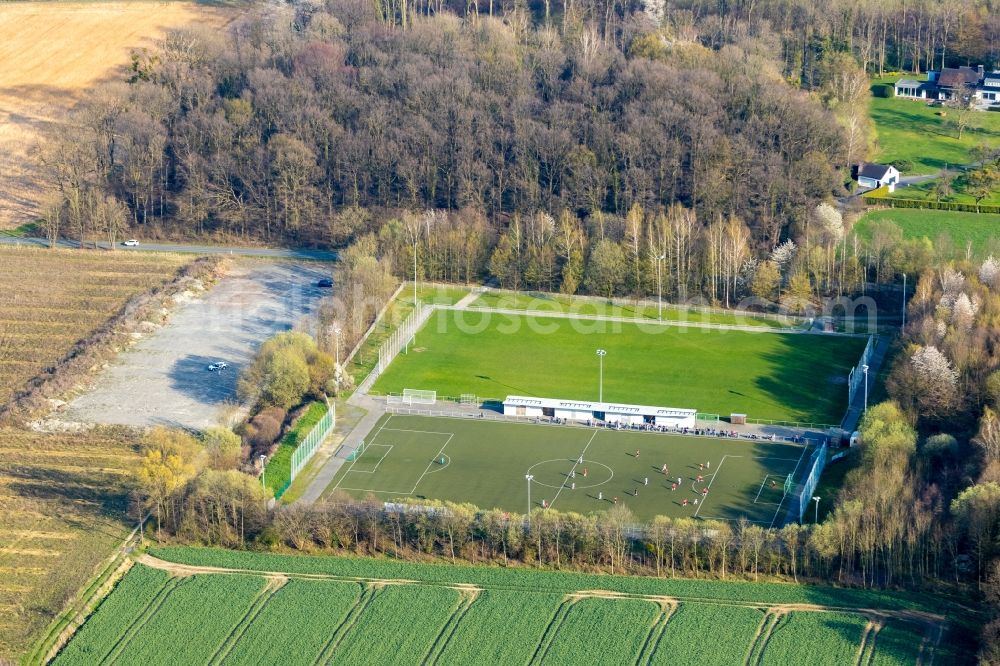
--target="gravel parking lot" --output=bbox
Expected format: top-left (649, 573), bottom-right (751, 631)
top-left (61, 261), bottom-right (330, 430)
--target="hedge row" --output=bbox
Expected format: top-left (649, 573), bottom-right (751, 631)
top-left (863, 195), bottom-right (1000, 214)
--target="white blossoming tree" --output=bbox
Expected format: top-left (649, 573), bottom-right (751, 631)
top-left (911, 345), bottom-right (959, 416)
top-left (770, 240), bottom-right (796, 275)
top-left (952, 293), bottom-right (978, 332)
top-left (980, 255), bottom-right (1000, 288)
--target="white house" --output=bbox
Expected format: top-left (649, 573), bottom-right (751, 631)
top-left (856, 163), bottom-right (900, 192)
top-left (502, 395), bottom-right (697, 428)
top-left (894, 78), bottom-right (935, 100)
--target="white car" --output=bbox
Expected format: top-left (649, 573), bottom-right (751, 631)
top-left (123, 239), bottom-right (140, 247)
top-left (207, 361), bottom-right (229, 371)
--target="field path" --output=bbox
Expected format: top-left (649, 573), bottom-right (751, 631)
top-left (136, 554), bottom-right (947, 626)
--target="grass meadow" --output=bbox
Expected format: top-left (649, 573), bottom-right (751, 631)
top-left (371, 312), bottom-right (866, 424)
top-left (854, 208), bottom-right (1000, 259)
top-left (869, 92), bottom-right (1000, 174)
top-left (54, 551), bottom-right (949, 665)
top-left (884, 177), bottom-right (1000, 206)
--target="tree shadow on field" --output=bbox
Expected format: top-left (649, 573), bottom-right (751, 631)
top-left (168, 354), bottom-right (238, 406)
top-left (474, 375), bottom-right (533, 396)
top-left (752, 334), bottom-right (867, 424)
top-left (5, 464), bottom-right (128, 519)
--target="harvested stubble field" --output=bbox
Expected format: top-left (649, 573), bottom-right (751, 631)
top-left (0, 426), bottom-right (139, 662)
top-left (0, 246), bottom-right (190, 406)
top-left (0, 1), bottom-right (234, 229)
top-left (54, 549), bottom-right (957, 665)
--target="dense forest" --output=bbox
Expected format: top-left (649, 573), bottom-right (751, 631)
top-left (42, 0), bottom-right (851, 248)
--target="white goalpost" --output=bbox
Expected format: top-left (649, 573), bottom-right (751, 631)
top-left (403, 388), bottom-right (437, 405)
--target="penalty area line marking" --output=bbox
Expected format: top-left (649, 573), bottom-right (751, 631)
top-left (350, 444), bottom-right (394, 474)
top-left (409, 434), bottom-right (455, 495)
top-left (767, 440), bottom-right (813, 529)
top-left (693, 455), bottom-right (739, 518)
top-left (330, 414), bottom-right (394, 493)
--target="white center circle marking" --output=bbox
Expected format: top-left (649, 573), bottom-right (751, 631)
top-left (526, 459), bottom-right (615, 490)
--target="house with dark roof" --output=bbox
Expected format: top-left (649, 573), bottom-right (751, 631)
top-left (856, 163), bottom-right (900, 192)
top-left (894, 65), bottom-right (1000, 109)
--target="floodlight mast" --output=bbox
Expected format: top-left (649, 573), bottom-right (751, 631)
top-left (656, 254), bottom-right (666, 321)
top-left (596, 349), bottom-right (607, 402)
top-left (812, 495), bottom-right (821, 524)
top-left (260, 454), bottom-right (266, 490)
top-left (862, 364), bottom-right (869, 413)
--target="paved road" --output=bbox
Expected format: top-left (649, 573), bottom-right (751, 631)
top-left (0, 235), bottom-right (337, 261)
top-left (839, 336), bottom-right (891, 433)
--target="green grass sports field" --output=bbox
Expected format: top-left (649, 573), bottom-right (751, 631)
top-left (371, 312), bottom-right (866, 424)
top-left (325, 414), bottom-right (811, 525)
top-left (55, 549), bottom-right (949, 666)
top-left (469, 290), bottom-right (793, 328)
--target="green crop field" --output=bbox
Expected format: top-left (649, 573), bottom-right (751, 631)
top-left (324, 413), bottom-right (812, 524)
top-left (371, 312), bottom-right (865, 424)
top-left (222, 579), bottom-right (361, 665)
top-left (539, 596), bottom-right (662, 664)
top-left (869, 92), bottom-right (1000, 174)
top-left (855, 208), bottom-right (1000, 259)
top-left (758, 611), bottom-right (870, 666)
top-left (649, 602), bottom-right (765, 665)
top-left (56, 550), bottom-right (951, 665)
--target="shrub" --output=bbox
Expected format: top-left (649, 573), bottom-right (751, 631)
top-left (871, 83), bottom-right (894, 98)
top-left (862, 196), bottom-right (1000, 214)
top-left (247, 410), bottom-right (284, 455)
top-left (238, 331), bottom-right (334, 409)
top-left (922, 433), bottom-right (958, 463)
top-left (261, 349), bottom-right (311, 409)
top-left (202, 427), bottom-right (242, 470)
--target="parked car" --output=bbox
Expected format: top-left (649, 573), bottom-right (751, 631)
top-left (123, 239), bottom-right (140, 247)
top-left (207, 361), bottom-right (228, 371)
top-left (317, 278), bottom-right (333, 288)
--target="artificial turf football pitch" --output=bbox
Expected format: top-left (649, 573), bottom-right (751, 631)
top-left (370, 312), bottom-right (867, 425)
top-left (324, 414), bottom-right (814, 525)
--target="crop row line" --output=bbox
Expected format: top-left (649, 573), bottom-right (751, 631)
top-left (528, 596), bottom-right (577, 665)
top-left (208, 577), bottom-right (287, 665)
top-left (314, 584), bottom-right (379, 665)
top-left (856, 619), bottom-right (882, 666)
top-left (635, 601), bottom-right (677, 666)
top-left (745, 609), bottom-right (782, 666)
top-left (99, 576), bottom-right (182, 665)
top-left (422, 588), bottom-right (480, 666)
